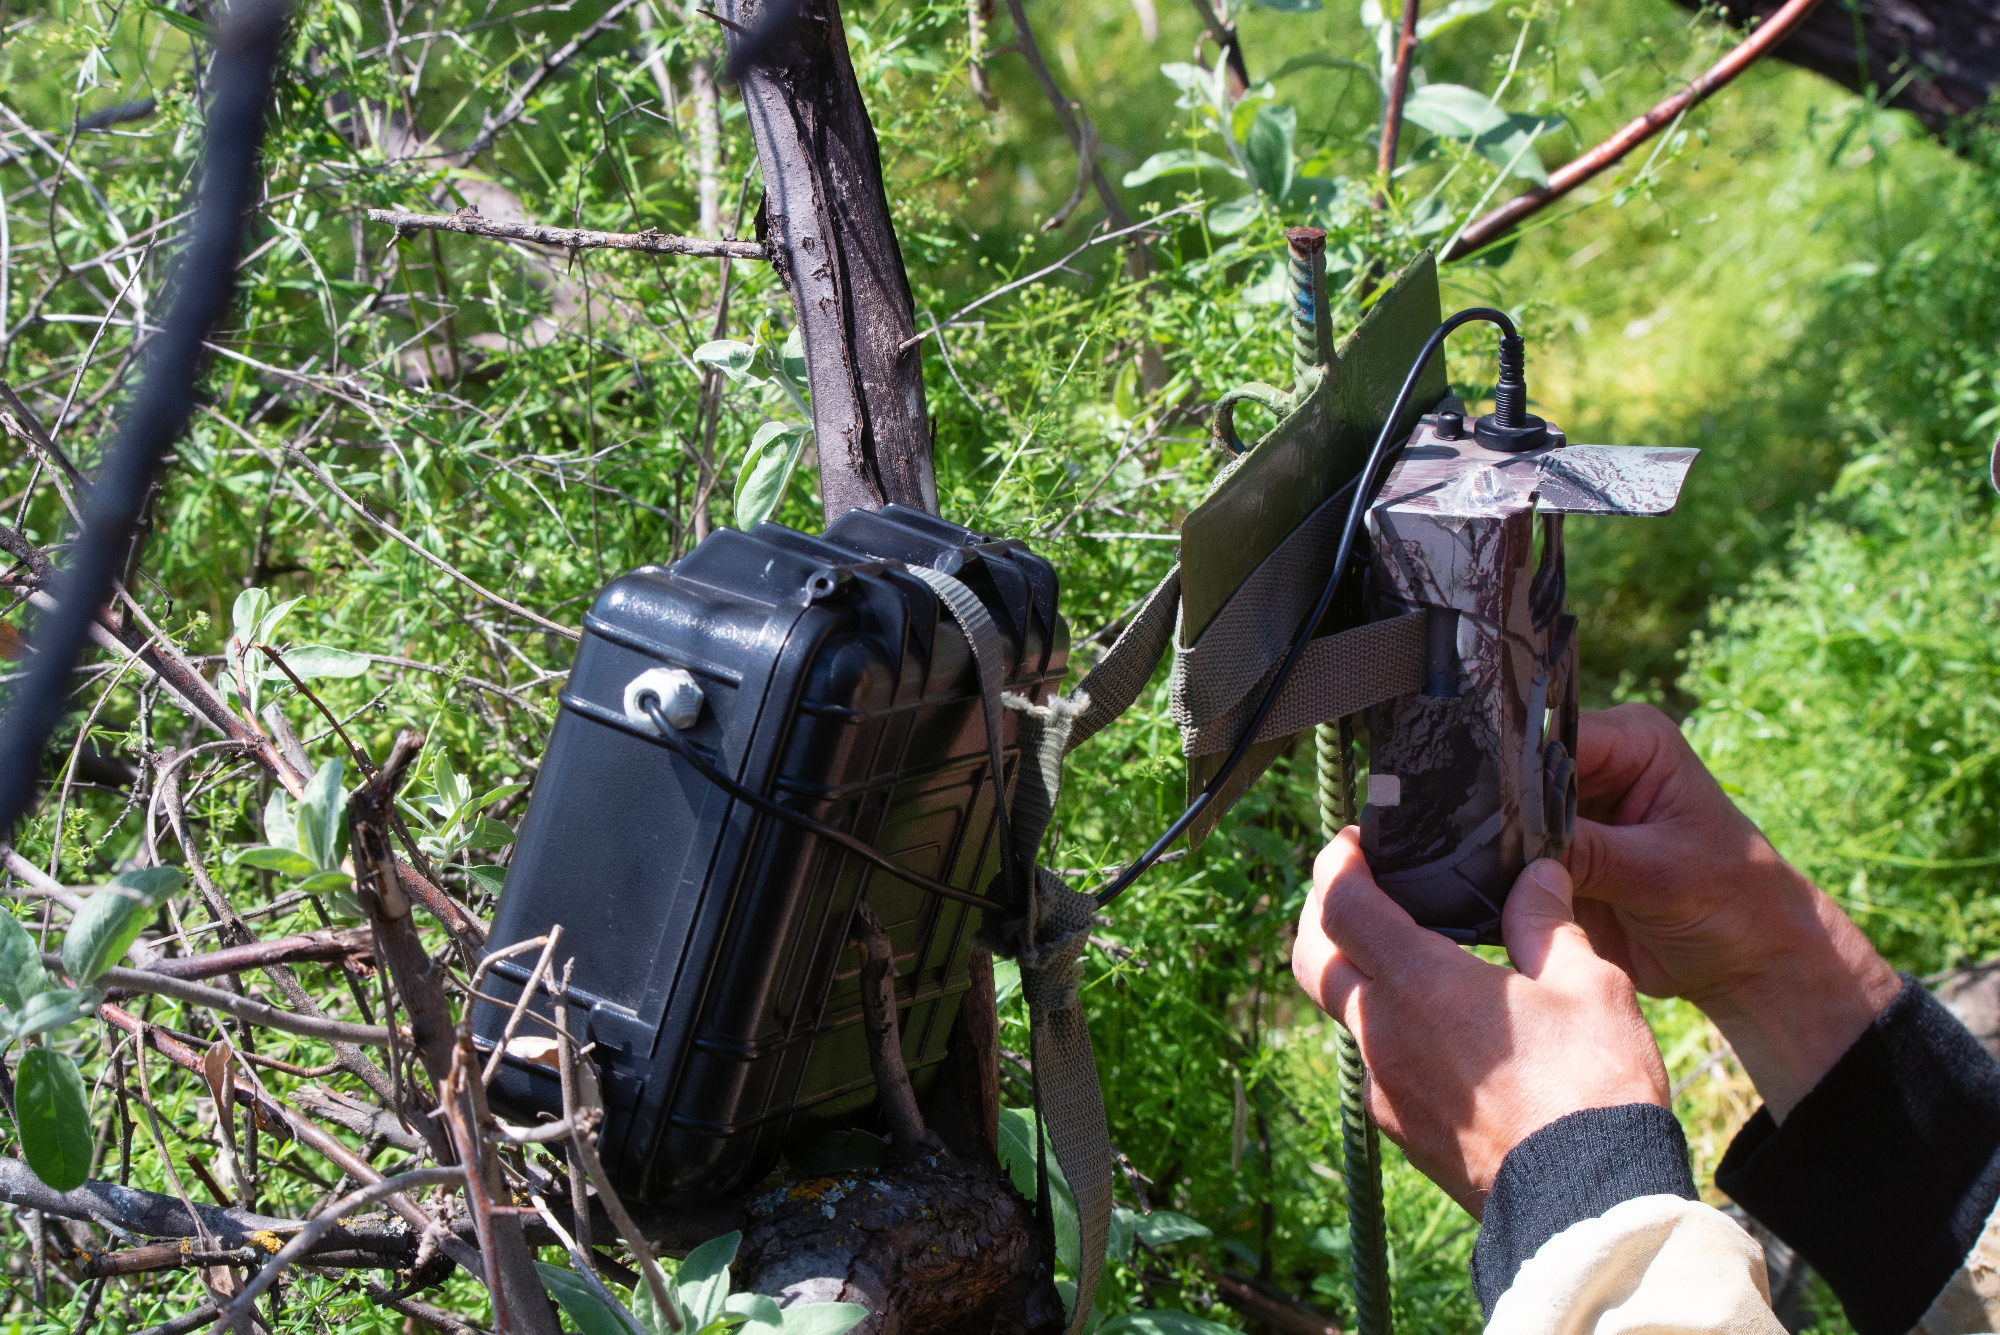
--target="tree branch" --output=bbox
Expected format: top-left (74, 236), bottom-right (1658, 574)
top-left (460, 0), bottom-right (649, 160)
top-left (1376, 0), bottom-right (1419, 189)
top-left (1442, 0), bottom-right (1827, 259)
top-left (65, 958), bottom-right (393, 1047)
top-left (851, 902), bottom-right (942, 1161)
top-left (114, 928), bottom-right (374, 987)
top-left (366, 208), bottom-right (767, 260)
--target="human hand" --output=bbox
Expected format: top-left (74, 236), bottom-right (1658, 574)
top-left (1291, 830), bottom-right (1667, 1216)
top-left (1563, 703), bottom-right (1901, 1120)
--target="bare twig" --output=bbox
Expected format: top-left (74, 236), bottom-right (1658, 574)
top-left (850, 902), bottom-right (943, 1160)
top-left (1376, 0), bottom-right (1420, 191)
top-left (1183, 0), bottom-right (1249, 101)
top-left (70, 959), bottom-right (394, 1046)
top-left (556, 978), bottom-right (680, 1331)
top-left (208, 1167), bottom-right (467, 1334)
top-left (363, 1284), bottom-right (493, 1335)
top-left (899, 202), bottom-right (1198, 351)
top-left (115, 928), bottom-right (374, 986)
top-left (999, 0), bottom-right (1136, 236)
top-left (367, 208), bottom-right (767, 259)
top-left (968, 0), bottom-right (998, 108)
top-left (1, 847), bottom-right (86, 911)
top-left (0, 379), bottom-right (89, 520)
top-left (480, 926), bottom-right (561, 1085)
top-left (1042, 109), bottom-right (1099, 233)
top-left (1442, 0), bottom-right (1827, 259)
top-left (461, 0), bottom-right (648, 159)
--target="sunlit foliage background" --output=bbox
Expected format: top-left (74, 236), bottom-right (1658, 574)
top-left (0, 0), bottom-right (1994, 1328)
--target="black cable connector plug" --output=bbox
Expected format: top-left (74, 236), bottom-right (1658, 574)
top-left (1473, 334), bottom-right (1549, 452)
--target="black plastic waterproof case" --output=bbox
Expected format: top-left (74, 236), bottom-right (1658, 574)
top-left (472, 505), bottom-right (1066, 1206)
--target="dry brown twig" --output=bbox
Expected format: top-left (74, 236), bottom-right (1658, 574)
top-left (367, 207), bottom-right (767, 260)
top-left (1443, 0), bottom-right (1828, 258)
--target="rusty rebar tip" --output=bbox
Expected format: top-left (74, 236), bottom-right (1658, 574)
top-left (1284, 226), bottom-right (1328, 254)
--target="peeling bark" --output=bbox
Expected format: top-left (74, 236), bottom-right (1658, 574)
top-left (726, 0), bottom-right (938, 522)
top-left (737, 1157), bottom-right (1060, 1335)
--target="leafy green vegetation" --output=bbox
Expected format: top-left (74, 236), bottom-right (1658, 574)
top-left (0, 0), bottom-right (1991, 1328)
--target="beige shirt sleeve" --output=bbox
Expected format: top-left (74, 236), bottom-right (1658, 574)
top-left (1915, 1194), bottom-right (2000, 1335)
top-left (1486, 1195), bottom-right (1786, 1335)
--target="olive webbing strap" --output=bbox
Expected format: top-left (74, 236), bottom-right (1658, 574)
top-left (909, 565), bottom-right (1112, 1335)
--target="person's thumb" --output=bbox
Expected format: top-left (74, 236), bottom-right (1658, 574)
top-left (1502, 858), bottom-right (1600, 981)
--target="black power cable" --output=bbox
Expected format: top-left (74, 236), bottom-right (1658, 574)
top-left (631, 311), bottom-right (1527, 920)
top-left (1092, 307), bottom-right (1523, 908)
top-left (636, 693), bottom-right (1004, 914)
top-left (0, 0), bottom-right (292, 842)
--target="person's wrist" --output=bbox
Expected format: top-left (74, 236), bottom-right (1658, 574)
top-left (1694, 858), bottom-right (1900, 1122)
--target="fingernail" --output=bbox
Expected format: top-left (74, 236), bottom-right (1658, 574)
top-left (1529, 859), bottom-right (1573, 912)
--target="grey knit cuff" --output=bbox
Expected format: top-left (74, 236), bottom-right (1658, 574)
top-left (1470, 1103), bottom-right (1697, 1314)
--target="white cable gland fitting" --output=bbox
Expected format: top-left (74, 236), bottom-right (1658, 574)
top-left (624, 666), bottom-right (704, 732)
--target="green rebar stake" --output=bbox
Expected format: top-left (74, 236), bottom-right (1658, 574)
top-left (1318, 717), bottom-right (1392, 1335)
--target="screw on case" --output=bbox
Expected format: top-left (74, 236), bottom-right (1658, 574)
top-left (624, 667), bottom-right (704, 733)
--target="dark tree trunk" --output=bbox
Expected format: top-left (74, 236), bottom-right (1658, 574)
top-left (714, 8), bottom-right (1046, 1331)
top-left (728, 0), bottom-right (939, 522)
top-left (1682, 0), bottom-right (2000, 138)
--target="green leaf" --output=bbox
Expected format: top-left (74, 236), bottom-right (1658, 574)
top-left (991, 958), bottom-right (1022, 1011)
top-left (473, 782), bottom-right (529, 811)
top-left (3, 987), bottom-right (104, 1041)
top-left (261, 645), bottom-right (371, 680)
top-left (997, 1107), bottom-right (1079, 1271)
top-left (787, 1127), bottom-right (888, 1174)
top-left (466, 866), bottom-right (508, 896)
top-left (778, 1305), bottom-right (867, 1335)
top-left (461, 816), bottom-right (516, 850)
top-left (733, 422), bottom-right (811, 530)
top-left (1416, 0), bottom-right (1504, 41)
top-left (1473, 114), bottom-right (1562, 185)
top-left (778, 326), bottom-right (808, 395)
top-left (1206, 194), bottom-right (1262, 237)
top-left (1401, 85), bottom-right (1560, 184)
top-left (1308, 1224), bottom-right (1350, 1257)
top-left (263, 790), bottom-right (300, 854)
top-left (293, 870), bottom-right (355, 897)
top-left (255, 597), bottom-right (304, 648)
top-left (725, 1292), bottom-right (785, 1334)
top-left (17, 1048), bottom-right (91, 1191)
top-left (1098, 1312), bottom-right (1239, 1335)
top-left (1121, 149), bottom-right (1239, 188)
top-left (694, 340), bottom-right (764, 387)
top-left (1243, 104), bottom-right (1296, 201)
top-left (631, 1277), bottom-right (689, 1335)
top-left (140, 0), bottom-right (211, 38)
top-left (1158, 61), bottom-right (1228, 113)
top-left (535, 1261), bottom-right (640, 1335)
top-left (230, 587), bottom-right (270, 649)
top-left (1134, 1211), bottom-right (1213, 1247)
top-left (296, 758), bottom-right (347, 871)
top-left (62, 868), bottom-right (180, 984)
top-left (234, 846), bottom-right (318, 877)
top-left (0, 913), bottom-right (48, 1011)
top-left (675, 1231), bottom-right (741, 1328)
top-left (1109, 1206), bottom-right (1136, 1264)
top-left (1267, 51), bottom-right (1375, 81)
